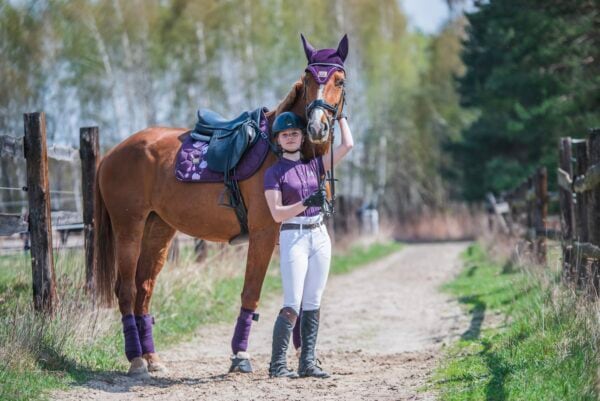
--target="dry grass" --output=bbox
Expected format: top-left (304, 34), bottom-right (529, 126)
top-left (394, 203), bottom-right (487, 242)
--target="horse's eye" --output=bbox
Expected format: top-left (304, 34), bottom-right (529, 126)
top-left (335, 79), bottom-right (345, 88)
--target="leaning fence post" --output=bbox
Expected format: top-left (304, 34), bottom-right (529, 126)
top-left (533, 167), bottom-right (548, 265)
top-left (558, 138), bottom-right (575, 280)
top-left (587, 129), bottom-right (600, 294)
top-left (573, 139), bottom-right (589, 287)
top-left (24, 112), bottom-right (57, 313)
top-left (80, 127), bottom-right (99, 291)
top-left (525, 176), bottom-right (535, 257)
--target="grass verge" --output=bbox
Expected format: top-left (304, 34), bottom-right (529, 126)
top-left (433, 243), bottom-right (600, 401)
top-left (0, 237), bottom-right (401, 401)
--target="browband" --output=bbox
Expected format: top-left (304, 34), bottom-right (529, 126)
top-left (305, 62), bottom-right (345, 85)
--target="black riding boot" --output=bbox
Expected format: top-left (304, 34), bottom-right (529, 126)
top-left (298, 309), bottom-right (330, 378)
top-left (269, 308), bottom-right (299, 378)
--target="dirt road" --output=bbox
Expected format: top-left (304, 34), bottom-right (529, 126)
top-left (53, 242), bottom-right (470, 401)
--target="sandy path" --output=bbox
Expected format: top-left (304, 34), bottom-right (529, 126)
top-left (53, 242), bottom-right (470, 401)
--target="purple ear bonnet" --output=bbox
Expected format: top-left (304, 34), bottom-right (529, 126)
top-left (302, 34), bottom-right (348, 85)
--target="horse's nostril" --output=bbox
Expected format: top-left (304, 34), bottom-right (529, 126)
top-left (308, 121), bottom-right (321, 135)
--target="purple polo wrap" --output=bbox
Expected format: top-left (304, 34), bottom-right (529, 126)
top-left (231, 307), bottom-right (254, 354)
top-left (135, 314), bottom-right (156, 355)
top-left (301, 33), bottom-right (348, 84)
top-left (292, 310), bottom-right (302, 349)
top-left (122, 314), bottom-right (142, 361)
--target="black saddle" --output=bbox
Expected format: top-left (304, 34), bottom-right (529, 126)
top-left (190, 107), bottom-right (268, 245)
top-left (195, 109), bottom-right (254, 133)
top-left (191, 108), bottom-right (262, 173)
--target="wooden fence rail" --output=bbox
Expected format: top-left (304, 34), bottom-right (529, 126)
top-left (495, 127), bottom-right (600, 291)
top-left (495, 167), bottom-right (549, 265)
top-left (1, 134), bottom-right (79, 162)
top-left (558, 128), bottom-right (600, 290)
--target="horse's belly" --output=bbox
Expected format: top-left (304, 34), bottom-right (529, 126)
top-left (152, 181), bottom-right (242, 241)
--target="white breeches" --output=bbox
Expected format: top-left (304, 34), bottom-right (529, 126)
top-left (279, 215), bottom-right (332, 314)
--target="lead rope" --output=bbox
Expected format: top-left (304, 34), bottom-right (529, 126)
top-left (326, 88), bottom-right (346, 218)
top-left (327, 127), bottom-right (335, 217)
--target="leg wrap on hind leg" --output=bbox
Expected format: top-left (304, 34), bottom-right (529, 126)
top-left (136, 314), bottom-right (155, 355)
top-left (122, 314), bottom-right (142, 361)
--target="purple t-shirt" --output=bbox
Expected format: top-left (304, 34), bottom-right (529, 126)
top-left (264, 156), bottom-right (325, 217)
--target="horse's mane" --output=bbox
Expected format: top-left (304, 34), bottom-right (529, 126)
top-left (272, 78), bottom-right (304, 117)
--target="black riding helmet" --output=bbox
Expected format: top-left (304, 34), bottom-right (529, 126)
top-left (272, 112), bottom-right (305, 136)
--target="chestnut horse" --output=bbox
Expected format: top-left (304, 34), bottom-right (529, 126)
top-left (94, 34), bottom-right (348, 376)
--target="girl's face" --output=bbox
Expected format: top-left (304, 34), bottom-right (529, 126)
top-left (277, 129), bottom-right (303, 152)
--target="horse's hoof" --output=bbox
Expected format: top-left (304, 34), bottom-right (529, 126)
top-left (127, 357), bottom-right (150, 378)
top-left (143, 353), bottom-right (168, 373)
top-left (148, 361), bottom-right (168, 373)
top-left (229, 351), bottom-right (253, 373)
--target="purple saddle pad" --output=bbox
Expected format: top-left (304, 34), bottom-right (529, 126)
top-left (175, 114), bottom-right (270, 183)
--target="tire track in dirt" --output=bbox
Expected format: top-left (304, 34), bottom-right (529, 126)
top-left (53, 242), bottom-right (470, 401)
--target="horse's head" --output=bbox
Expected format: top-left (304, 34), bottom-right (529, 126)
top-left (301, 34), bottom-right (348, 145)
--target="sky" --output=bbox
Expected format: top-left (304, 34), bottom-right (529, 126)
top-left (401, 0), bottom-right (472, 34)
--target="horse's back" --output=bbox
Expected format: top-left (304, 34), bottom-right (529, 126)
top-left (98, 128), bottom-right (187, 217)
top-left (102, 127), bottom-right (187, 163)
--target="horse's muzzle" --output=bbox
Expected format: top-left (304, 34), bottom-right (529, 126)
top-left (307, 121), bottom-right (329, 143)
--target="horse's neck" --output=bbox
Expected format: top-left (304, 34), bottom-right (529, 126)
top-left (266, 100), bottom-right (306, 126)
top-left (289, 100), bottom-right (306, 121)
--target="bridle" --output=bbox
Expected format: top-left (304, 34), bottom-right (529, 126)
top-left (304, 62), bottom-right (347, 133)
top-left (302, 62), bottom-right (347, 217)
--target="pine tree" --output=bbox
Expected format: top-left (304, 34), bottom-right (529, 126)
top-left (450, 0), bottom-right (599, 200)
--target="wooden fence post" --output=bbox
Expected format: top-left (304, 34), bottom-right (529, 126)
top-left (168, 236), bottom-right (180, 264)
top-left (558, 138), bottom-right (575, 279)
top-left (587, 129), bottom-right (600, 293)
top-left (194, 239), bottom-right (208, 263)
top-left (80, 127), bottom-right (99, 291)
top-left (525, 176), bottom-right (535, 257)
top-left (533, 167), bottom-right (548, 265)
top-left (572, 139), bottom-right (589, 286)
top-left (23, 112), bottom-right (57, 313)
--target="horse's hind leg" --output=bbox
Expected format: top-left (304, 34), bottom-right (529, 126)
top-left (134, 212), bottom-right (176, 373)
top-left (112, 214), bottom-right (148, 376)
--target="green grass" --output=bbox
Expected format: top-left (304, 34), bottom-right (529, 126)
top-left (0, 238), bottom-right (402, 401)
top-left (433, 243), bottom-right (600, 401)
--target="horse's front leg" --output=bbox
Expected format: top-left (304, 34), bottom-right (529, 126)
top-left (229, 227), bottom-right (278, 373)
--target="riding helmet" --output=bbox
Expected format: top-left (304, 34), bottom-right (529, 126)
top-left (272, 112), bottom-right (305, 136)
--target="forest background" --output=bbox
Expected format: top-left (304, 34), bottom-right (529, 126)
top-left (0, 0), bottom-right (598, 223)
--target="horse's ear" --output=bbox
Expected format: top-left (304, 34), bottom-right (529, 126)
top-left (336, 34), bottom-right (349, 62)
top-left (301, 33), bottom-right (316, 62)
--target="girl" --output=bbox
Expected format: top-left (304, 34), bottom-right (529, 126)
top-left (263, 111), bottom-right (353, 378)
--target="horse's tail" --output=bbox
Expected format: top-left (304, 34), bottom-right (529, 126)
top-left (94, 161), bottom-right (116, 307)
